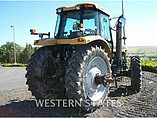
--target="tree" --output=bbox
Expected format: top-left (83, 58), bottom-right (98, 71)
top-left (19, 43), bottom-right (34, 64)
top-left (0, 42), bottom-right (13, 63)
top-left (0, 42), bottom-right (36, 64)
top-left (0, 42), bottom-right (23, 63)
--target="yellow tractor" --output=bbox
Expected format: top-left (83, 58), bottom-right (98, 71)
top-left (26, 3), bottom-right (142, 112)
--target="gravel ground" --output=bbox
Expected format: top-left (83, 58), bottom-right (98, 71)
top-left (0, 70), bottom-right (157, 117)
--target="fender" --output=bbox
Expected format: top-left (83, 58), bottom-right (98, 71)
top-left (34, 35), bottom-right (112, 59)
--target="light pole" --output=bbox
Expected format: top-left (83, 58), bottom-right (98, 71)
top-left (10, 25), bottom-right (17, 63)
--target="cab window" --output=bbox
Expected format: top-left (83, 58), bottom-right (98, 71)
top-left (99, 13), bottom-right (111, 41)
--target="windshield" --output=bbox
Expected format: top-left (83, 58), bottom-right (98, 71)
top-left (54, 9), bottom-right (99, 39)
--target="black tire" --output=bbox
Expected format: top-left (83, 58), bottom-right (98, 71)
top-left (25, 46), bottom-right (65, 99)
top-left (65, 46), bottom-right (111, 112)
top-left (130, 56), bottom-right (142, 92)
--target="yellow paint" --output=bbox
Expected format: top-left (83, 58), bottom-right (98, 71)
top-left (34, 35), bottom-right (112, 58)
top-left (34, 35), bottom-right (107, 45)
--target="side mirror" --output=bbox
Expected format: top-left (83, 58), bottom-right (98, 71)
top-left (118, 17), bottom-right (126, 27)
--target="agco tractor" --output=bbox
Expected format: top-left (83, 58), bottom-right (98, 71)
top-left (26, 2), bottom-right (142, 112)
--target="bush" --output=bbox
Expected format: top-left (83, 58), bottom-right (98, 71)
top-left (142, 60), bottom-right (157, 73)
top-left (2, 63), bottom-right (27, 67)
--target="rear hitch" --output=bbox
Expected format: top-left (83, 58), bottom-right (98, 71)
top-left (95, 73), bottom-right (114, 85)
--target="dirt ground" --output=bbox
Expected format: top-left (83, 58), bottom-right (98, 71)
top-left (0, 70), bottom-right (157, 117)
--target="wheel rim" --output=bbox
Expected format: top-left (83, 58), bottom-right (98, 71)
top-left (85, 57), bottom-right (109, 101)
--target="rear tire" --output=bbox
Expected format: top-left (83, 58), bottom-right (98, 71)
top-left (25, 46), bottom-right (65, 99)
top-left (130, 56), bottom-right (142, 92)
top-left (65, 46), bottom-right (111, 112)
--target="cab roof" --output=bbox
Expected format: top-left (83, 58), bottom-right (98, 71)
top-left (56, 3), bottom-right (110, 16)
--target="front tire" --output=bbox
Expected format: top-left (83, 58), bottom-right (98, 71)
top-left (65, 46), bottom-right (111, 112)
top-left (130, 56), bottom-right (142, 92)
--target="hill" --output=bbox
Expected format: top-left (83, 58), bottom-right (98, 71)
top-left (127, 46), bottom-right (157, 54)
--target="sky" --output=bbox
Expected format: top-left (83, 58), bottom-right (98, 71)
top-left (0, 0), bottom-right (157, 47)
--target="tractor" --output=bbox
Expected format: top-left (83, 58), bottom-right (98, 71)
top-left (26, 2), bottom-right (142, 112)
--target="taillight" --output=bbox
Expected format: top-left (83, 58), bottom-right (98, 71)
top-left (84, 4), bottom-right (95, 8)
top-left (78, 37), bottom-right (85, 42)
top-left (30, 29), bottom-right (38, 35)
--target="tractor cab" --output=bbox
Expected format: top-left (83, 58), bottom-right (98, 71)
top-left (55, 3), bottom-right (111, 41)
